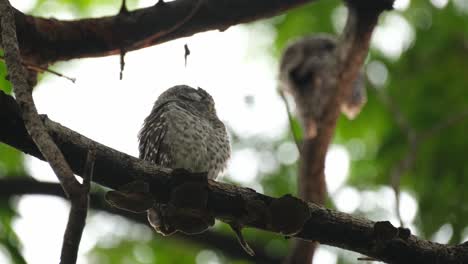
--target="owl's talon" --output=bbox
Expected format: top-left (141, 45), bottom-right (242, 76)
top-left (148, 205), bottom-right (177, 236)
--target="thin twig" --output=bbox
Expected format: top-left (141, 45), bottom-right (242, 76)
top-left (119, 49), bottom-right (126, 80)
top-left (376, 85), bottom-right (468, 227)
top-left (60, 149), bottom-right (96, 264)
top-left (184, 44), bottom-right (190, 68)
top-left (228, 223), bottom-right (255, 256)
top-left (421, 108), bottom-right (468, 140)
top-left (278, 89), bottom-right (302, 155)
top-left (374, 87), bottom-right (415, 226)
top-left (119, 0), bottom-right (128, 14)
top-left (374, 86), bottom-right (414, 135)
top-left (0, 55), bottom-right (76, 83)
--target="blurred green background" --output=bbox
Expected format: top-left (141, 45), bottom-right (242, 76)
top-left (1, 0), bottom-right (468, 263)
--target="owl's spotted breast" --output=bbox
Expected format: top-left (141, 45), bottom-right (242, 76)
top-left (138, 85), bottom-right (230, 179)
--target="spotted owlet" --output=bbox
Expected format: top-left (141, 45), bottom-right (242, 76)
top-left (279, 34), bottom-right (366, 138)
top-left (138, 85), bottom-right (231, 235)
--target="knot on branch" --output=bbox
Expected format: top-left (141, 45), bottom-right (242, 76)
top-left (373, 221), bottom-right (411, 241)
top-left (268, 194), bottom-right (310, 236)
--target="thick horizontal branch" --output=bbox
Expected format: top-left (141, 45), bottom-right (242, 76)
top-left (0, 178), bottom-right (280, 264)
top-left (6, 0), bottom-right (313, 64)
top-left (2, 93), bottom-right (468, 263)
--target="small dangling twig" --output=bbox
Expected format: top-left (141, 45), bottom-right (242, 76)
top-left (229, 223), bottom-right (255, 256)
top-left (119, 0), bottom-right (129, 14)
top-left (278, 88), bottom-right (302, 155)
top-left (119, 49), bottom-right (126, 80)
top-left (184, 44), bottom-right (190, 68)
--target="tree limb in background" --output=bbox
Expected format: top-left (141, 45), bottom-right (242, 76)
top-left (279, 0), bottom-right (392, 262)
top-left (1, 91), bottom-right (468, 263)
top-left (0, 178), bottom-right (281, 264)
top-left (377, 84), bottom-right (468, 226)
top-left (3, 0), bottom-right (314, 65)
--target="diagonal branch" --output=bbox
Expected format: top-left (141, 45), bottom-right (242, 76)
top-left (1, 90), bottom-right (468, 263)
top-left (60, 149), bottom-right (95, 264)
top-left (0, 0), bottom-right (79, 199)
top-left (1, 2), bottom-right (95, 263)
top-left (5, 0), bottom-right (314, 64)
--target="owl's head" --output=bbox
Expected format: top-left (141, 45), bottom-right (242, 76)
top-left (279, 34), bottom-right (336, 90)
top-left (155, 85), bottom-right (217, 115)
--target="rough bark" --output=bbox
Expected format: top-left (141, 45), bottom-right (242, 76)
top-left (2, 0), bottom-right (313, 64)
top-left (285, 1), bottom-right (390, 262)
top-left (2, 91), bottom-right (468, 263)
top-left (0, 178), bottom-right (281, 264)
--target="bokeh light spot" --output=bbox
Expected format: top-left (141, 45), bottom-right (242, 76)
top-left (325, 145), bottom-right (350, 194)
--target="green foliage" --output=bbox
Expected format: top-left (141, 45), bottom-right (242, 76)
top-left (0, 202), bottom-right (27, 264)
top-left (0, 54), bottom-right (25, 260)
top-left (275, 0), bottom-right (468, 251)
top-left (0, 0), bottom-right (466, 263)
top-left (368, 3), bottom-right (468, 241)
top-left (274, 0), bottom-right (340, 54)
top-left (90, 236), bottom-right (230, 264)
top-left (0, 59), bottom-right (12, 94)
top-left (30, 0), bottom-right (140, 17)
top-left (0, 144), bottom-right (25, 177)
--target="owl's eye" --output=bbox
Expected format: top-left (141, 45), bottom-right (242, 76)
top-left (196, 88), bottom-right (210, 99)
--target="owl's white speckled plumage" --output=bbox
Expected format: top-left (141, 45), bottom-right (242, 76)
top-left (138, 85), bottom-right (230, 235)
top-left (139, 85), bottom-right (230, 179)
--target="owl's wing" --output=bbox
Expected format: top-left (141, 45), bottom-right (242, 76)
top-left (138, 103), bottom-right (172, 166)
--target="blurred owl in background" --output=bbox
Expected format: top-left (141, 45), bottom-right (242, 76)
top-left (279, 34), bottom-right (366, 138)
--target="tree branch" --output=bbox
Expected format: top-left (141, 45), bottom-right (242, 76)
top-left (283, 0), bottom-right (393, 262)
top-left (0, 0), bottom-right (79, 199)
top-left (5, 0), bottom-right (314, 64)
top-left (60, 149), bottom-right (95, 264)
top-left (1, 91), bottom-right (468, 263)
top-left (1, 2), bottom-right (96, 262)
top-left (0, 178), bottom-right (281, 264)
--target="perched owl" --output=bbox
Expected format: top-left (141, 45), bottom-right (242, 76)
top-left (138, 85), bottom-right (230, 235)
top-left (279, 34), bottom-right (366, 138)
